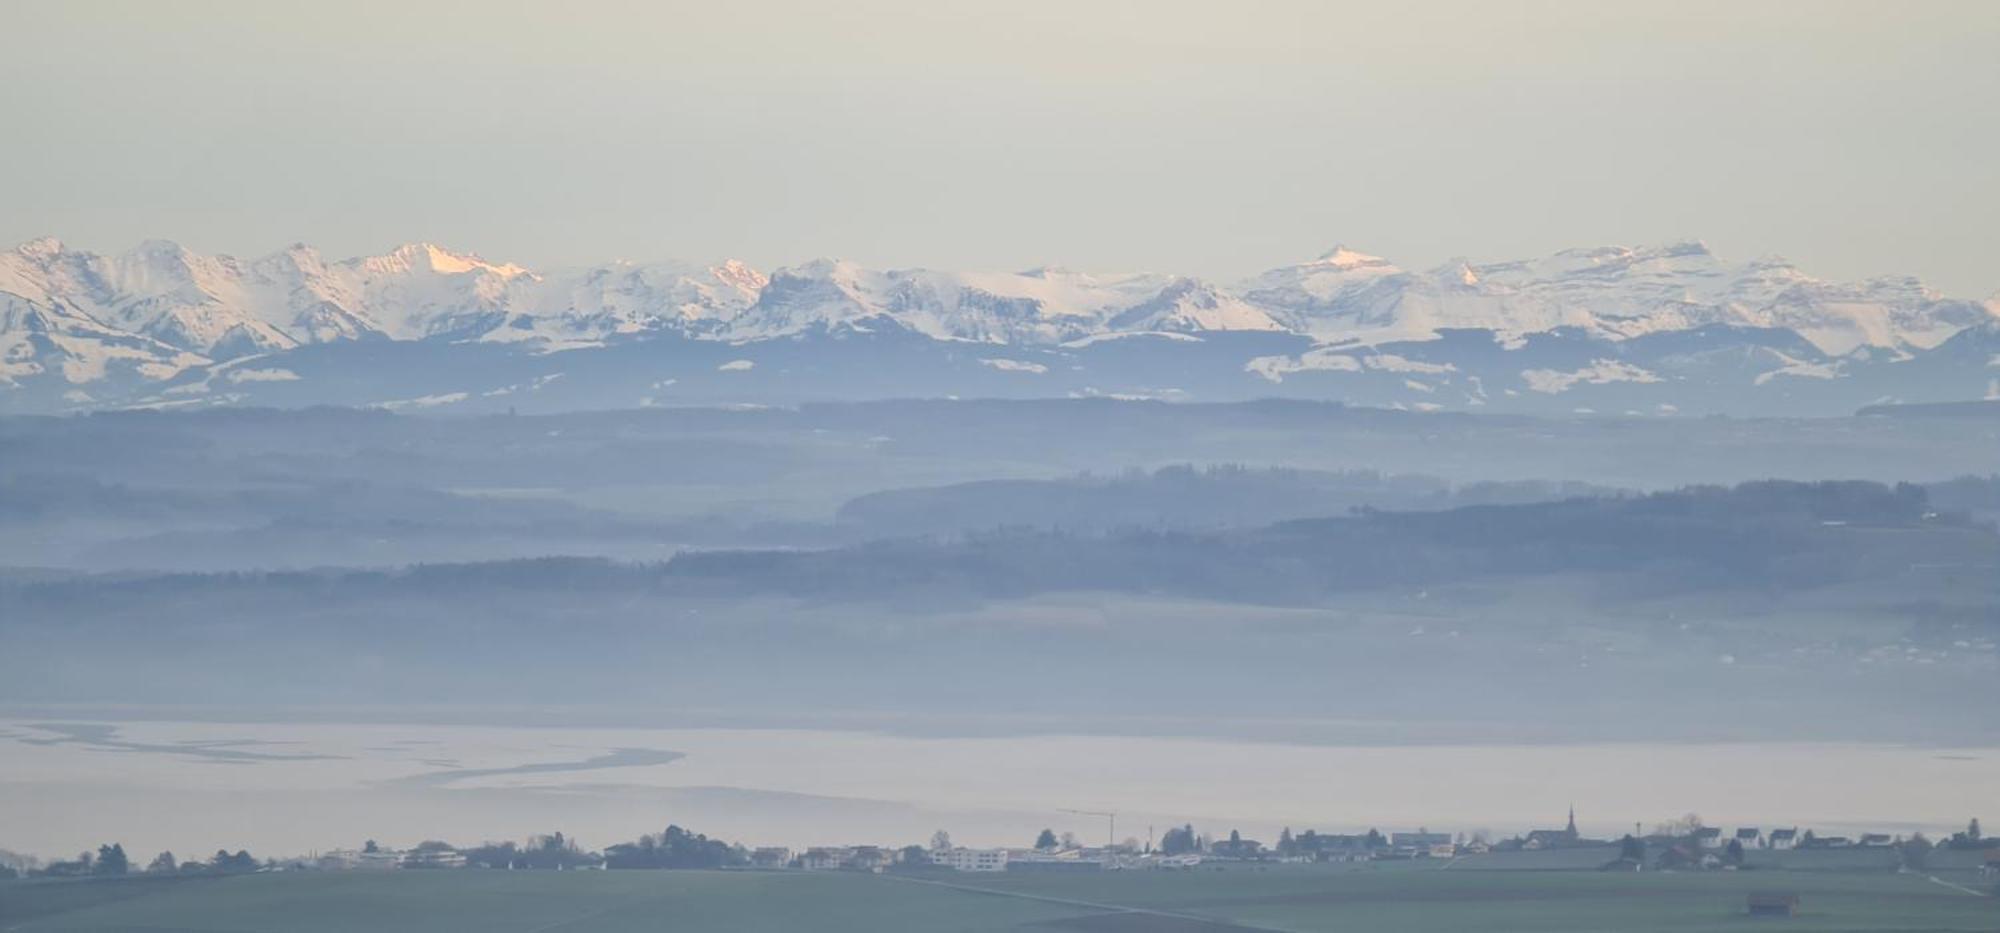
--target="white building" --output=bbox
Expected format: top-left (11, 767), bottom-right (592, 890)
top-left (316, 848), bottom-right (404, 871)
top-left (930, 847), bottom-right (1009, 872)
top-left (800, 847), bottom-right (850, 871)
top-left (399, 847), bottom-right (466, 869)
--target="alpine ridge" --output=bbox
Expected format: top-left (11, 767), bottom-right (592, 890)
top-left (3, 237), bottom-right (1995, 416)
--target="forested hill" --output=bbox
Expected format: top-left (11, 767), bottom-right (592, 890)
top-left (669, 480), bottom-right (1986, 602)
top-left (10, 480), bottom-right (1990, 610)
top-left (832, 465), bottom-right (1623, 538)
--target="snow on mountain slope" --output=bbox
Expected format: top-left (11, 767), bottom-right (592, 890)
top-left (1105, 277), bottom-right (1285, 334)
top-left (726, 258), bottom-right (1046, 340)
top-left (1242, 241), bottom-right (1996, 354)
top-left (1239, 245), bottom-right (1422, 340)
top-left (0, 289), bottom-right (208, 397)
top-left (3, 236), bottom-right (1995, 411)
top-left (332, 242), bottom-right (527, 340)
top-left (0, 238), bottom-right (298, 357)
top-left (0, 238), bottom-right (765, 365)
top-left (728, 261), bottom-right (1278, 343)
top-left (502, 258), bottom-right (766, 348)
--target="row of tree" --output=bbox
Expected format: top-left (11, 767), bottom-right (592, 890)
top-left (392, 827), bottom-right (744, 872)
top-left (19, 844), bottom-right (259, 879)
top-left (14, 818), bottom-right (1983, 882)
top-left (459, 832), bottom-right (599, 870)
top-left (602, 826), bottom-right (742, 870)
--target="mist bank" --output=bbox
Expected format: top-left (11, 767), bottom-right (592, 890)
top-left (675, 481), bottom-right (1993, 602)
top-left (5, 480), bottom-right (1993, 745)
top-left (5, 401), bottom-right (1999, 572)
top-left (8, 400), bottom-right (1999, 493)
top-left (15, 480), bottom-right (1988, 603)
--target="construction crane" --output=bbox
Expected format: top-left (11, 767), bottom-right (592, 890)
top-left (1059, 808), bottom-right (1116, 851)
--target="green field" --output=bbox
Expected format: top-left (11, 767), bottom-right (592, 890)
top-left (2, 866), bottom-right (1994, 932)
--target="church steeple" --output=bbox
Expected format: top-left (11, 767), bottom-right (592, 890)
top-left (1566, 805), bottom-right (1577, 838)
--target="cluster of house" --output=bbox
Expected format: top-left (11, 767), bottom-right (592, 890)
top-left (752, 845), bottom-right (1117, 874)
top-left (314, 844), bottom-right (466, 871)
top-left (288, 810), bottom-right (1996, 878)
top-left (1692, 827), bottom-right (1866, 849)
top-left (869, 811), bottom-right (1957, 875)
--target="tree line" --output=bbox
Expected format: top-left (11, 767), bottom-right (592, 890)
top-left (9, 844), bottom-right (259, 879)
top-left (9, 816), bottom-right (1987, 882)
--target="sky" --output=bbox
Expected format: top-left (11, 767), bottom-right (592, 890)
top-left (2, 0), bottom-right (1996, 294)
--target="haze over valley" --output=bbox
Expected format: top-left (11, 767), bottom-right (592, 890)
top-left (6, 4), bottom-right (1998, 928)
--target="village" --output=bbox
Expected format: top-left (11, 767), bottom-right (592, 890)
top-left (735, 812), bottom-right (2000, 879)
top-left (12, 814), bottom-right (2000, 923)
top-left (199, 811), bottom-right (2000, 886)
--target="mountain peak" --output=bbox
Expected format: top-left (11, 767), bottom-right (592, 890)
top-left (1658, 238), bottom-right (1711, 255)
top-left (1312, 245), bottom-right (1389, 269)
top-left (777, 257), bottom-right (865, 279)
top-left (709, 259), bottom-right (768, 291)
top-left (11, 236), bottom-right (65, 259)
top-left (383, 242), bottom-right (528, 278)
top-left (131, 238), bottom-right (192, 258)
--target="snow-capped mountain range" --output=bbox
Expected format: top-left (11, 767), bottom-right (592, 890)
top-left (3, 236), bottom-right (1995, 415)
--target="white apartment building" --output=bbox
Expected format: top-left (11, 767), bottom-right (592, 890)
top-left (929, 847), bottom-right (1009, 872)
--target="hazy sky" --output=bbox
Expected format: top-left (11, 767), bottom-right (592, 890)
top-left (3, 0), bottom-right (1995, 293)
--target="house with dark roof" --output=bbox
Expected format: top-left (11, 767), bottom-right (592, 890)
top-left (1734, 828), bottom-right (1760, 846)
top-left (1692, 827), bottom-right (1724, 848)
top-left (1656, 844), bottom-right (1719, 871)
top-left (1768, 828), bottom-right (1798, 850)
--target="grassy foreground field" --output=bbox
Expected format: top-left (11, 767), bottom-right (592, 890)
top-left (2, 865), bottom-right (1995, 932)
